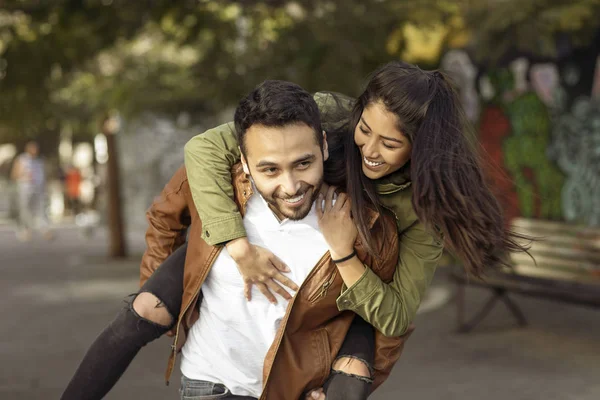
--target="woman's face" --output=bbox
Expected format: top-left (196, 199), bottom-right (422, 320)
top-left (354, 101), bottom-right (412, 180)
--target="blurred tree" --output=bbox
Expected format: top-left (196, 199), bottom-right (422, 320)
top-left (2, 0), bottom-right (600, 144)
top-left (0, 0), bottom-right (180, 142)
top-left (463, 0), bottom-right (600, 64)
top-left (0, 0), bottom-right (463, 143)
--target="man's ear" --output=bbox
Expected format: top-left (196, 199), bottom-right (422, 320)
top-left (322, 130), bottom-right (329, 161)
top-left (240, 152), bottom-right (250, 175)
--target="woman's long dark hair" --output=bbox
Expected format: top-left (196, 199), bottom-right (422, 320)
top-left (346, 61), bottom-right (531, 277)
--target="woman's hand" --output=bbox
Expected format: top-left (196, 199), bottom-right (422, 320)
top-left (305, 388), bottom-right (326, 400)
top-left (226, 238), bottom-right (299, 304)
top-left (316, 185), bottom-right (358, 260)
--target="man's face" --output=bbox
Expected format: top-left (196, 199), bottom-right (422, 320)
top-left (241, 123), bottom-right (328, 221)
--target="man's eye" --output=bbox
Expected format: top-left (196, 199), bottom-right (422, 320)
top-left (297, 162), bottom-right (311, 169)
top-left (264, 168), bottom-right (278, 175)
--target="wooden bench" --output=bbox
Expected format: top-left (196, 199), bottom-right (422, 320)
top-left (451, 217), bottom-right (600, 332)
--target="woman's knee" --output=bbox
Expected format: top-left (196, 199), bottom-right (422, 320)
top-left (332, 356), bottom-right (372, 379)
top-left (132, 292), bottom-right (174, 327)
top-left (324, 356), bottom-right (373, 400)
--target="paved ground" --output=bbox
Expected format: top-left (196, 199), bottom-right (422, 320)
top-left (0, 224), bottom-right (598, 399)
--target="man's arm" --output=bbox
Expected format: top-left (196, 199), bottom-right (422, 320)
top-left (139, 166), bottom-right (192, 287)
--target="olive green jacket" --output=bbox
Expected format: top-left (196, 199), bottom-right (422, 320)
top-left (183, 93), bottom-right (443, 337)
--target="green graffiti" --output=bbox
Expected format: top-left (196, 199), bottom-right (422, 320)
top-left (502, 92), bottom-right (565, 219)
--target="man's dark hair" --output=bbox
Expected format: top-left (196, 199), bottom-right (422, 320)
top-left (234, 80), bottom-right (323, 155)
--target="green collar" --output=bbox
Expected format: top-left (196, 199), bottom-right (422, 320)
top-left (374, 168), bottom-right (411, 195)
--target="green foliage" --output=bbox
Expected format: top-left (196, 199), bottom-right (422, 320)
top-left (0, 0), bottom-right (599, 143)
top-left (464, 0), bottom-right (600, 64)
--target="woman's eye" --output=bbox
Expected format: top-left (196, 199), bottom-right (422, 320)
top-left (359, 126), bottom-right (369, 134)
top-left (264, 168), bottom-right (278, 175)
top-left (382, 142), bottom-right (396, 149)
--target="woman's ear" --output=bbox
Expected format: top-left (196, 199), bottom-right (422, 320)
top-left (322, 130), bottom-right (329, 161)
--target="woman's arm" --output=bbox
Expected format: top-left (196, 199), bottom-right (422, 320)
top-left (318, 187), bottom-right (443, 337)
top-left (184, 122), bottom-right (244, 245)
top-left (183, 122), bottom-right (298, 301)
top-left (336, 219), bottom-right (442, 337)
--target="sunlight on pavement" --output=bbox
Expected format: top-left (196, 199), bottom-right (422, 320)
top-left (12, 278), bottom-right (139, 303)
top-left (417, 285), bottom-right (452, 314)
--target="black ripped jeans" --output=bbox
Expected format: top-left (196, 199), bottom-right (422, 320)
top-left (61, 243), bottom-right (375, 400)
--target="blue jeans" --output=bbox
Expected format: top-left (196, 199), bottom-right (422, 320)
top-left (180, 376), bottom-right (257, 400)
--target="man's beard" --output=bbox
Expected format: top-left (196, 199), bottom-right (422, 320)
top-left (256, 177), bottom-right (323, 221)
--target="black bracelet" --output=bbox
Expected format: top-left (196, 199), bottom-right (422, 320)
top-left (331, 250), bottom-right (357, 264)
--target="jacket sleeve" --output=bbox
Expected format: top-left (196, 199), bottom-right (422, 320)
top-left (183, 122), bottom-right (244, 246)
top-left (139, 166), bottom-right (191, 287)
top-left (336, 190), bottom-right (444, 337)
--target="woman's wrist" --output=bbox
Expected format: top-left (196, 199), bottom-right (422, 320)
top-left (226, 237), bottom-right (252, 260)
top-left (329, 247), bottom-right (356, 263)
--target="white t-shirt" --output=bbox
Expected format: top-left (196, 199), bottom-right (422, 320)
top-left (180, 191), bottom-right (330, 397)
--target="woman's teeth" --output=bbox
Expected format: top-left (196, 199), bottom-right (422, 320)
top-left (283, 193), bottom-right (305, 204)
top-left (364, 157), bottom-right (384, 167)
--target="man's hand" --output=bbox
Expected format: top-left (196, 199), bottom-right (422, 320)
top-left (226, 238), bottom-right (299, 304)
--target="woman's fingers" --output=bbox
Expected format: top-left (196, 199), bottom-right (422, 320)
top-left (306, 388), bottom-right (326, 400)
top-left (270, 254), bottom-right (290, 272)
top-left (254, 282), bottom-right (277, 304)
top-left (325, 185), bottom-right (336, 211)
top-left (316, 192), bottom-right (324, 218)
top-left (270, 269), bottom-right (299, 291)
top-left (333, 192), bottom-right (349, 211)
top-left (244, 280), bottom-right (254, 301)
top-left (264, 279), bottom-right (292, 302)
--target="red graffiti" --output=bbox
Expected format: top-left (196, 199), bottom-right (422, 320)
top-left (478, 105), bottom-right (521, 225)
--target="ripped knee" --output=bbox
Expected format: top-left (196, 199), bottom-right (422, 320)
top-left (331, 356), bottom-right (373, 383)
top-left (132, 292), bottom-right (174, 327)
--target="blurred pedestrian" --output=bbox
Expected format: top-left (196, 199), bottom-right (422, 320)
top-left (64, 164), bottom-right (82, 215)
top-left (10, 141), bottom-right (53, 241)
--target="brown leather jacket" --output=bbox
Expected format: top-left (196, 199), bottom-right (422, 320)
top-left (140, 165), bottom-right (414, 399)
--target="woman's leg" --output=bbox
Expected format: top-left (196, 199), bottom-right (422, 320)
top-left (61, 243), bottom-right (188, 400)
top-left (323, 316), bottom-right (375, 400)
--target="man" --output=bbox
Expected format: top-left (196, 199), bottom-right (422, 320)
top-left (165, 81), bottom-right (407, 399)
top-left (10, 141), bottom-right (52, 241)
top-left (62, 81), bottom-right (408, 400)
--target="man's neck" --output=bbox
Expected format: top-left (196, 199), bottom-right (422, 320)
top-left (267, 204), bottom-right (286, 223)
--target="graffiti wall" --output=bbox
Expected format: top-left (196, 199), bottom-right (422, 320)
top-left (441, 47), bottom-right (600, 227)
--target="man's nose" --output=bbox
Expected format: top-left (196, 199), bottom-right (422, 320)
top-left (280, 173), bottom-right (301, 196)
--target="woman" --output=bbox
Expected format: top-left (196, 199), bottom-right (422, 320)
top-left (62, 61), bottom-right (529, 400)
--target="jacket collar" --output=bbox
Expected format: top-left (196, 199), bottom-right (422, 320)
top-left (374, 166), bottom-right (411, 195)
